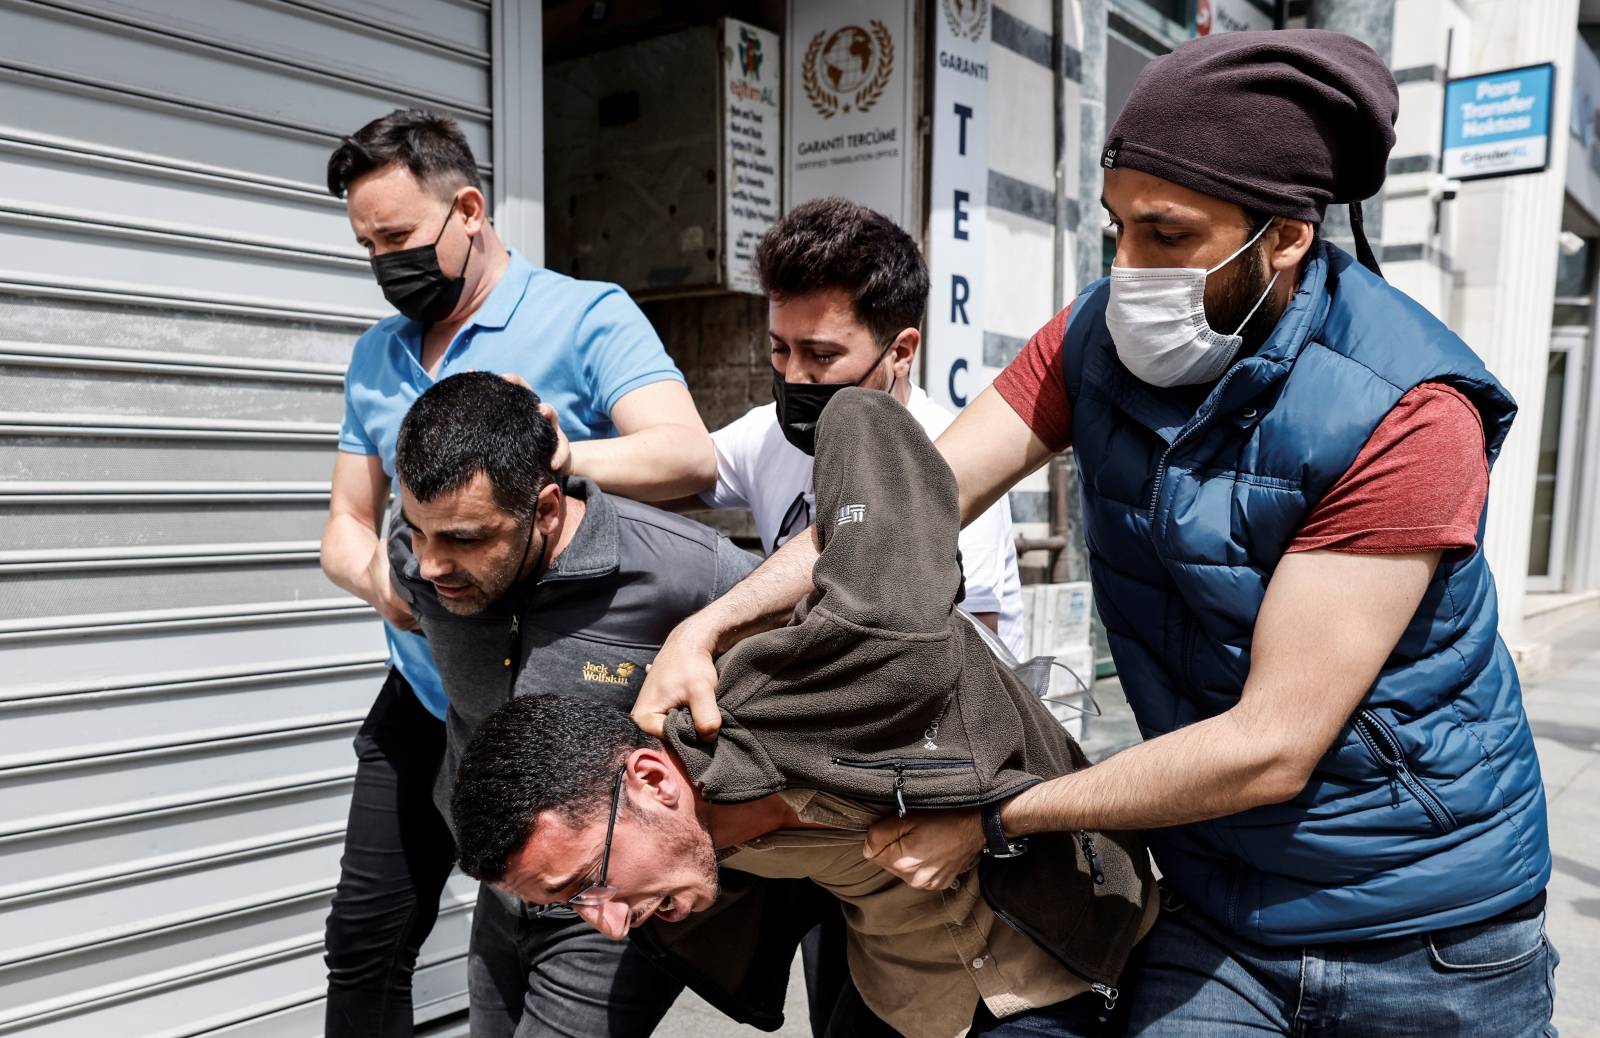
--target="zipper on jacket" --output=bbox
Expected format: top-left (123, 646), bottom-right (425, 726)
top-left (1224, 868), bottom-right (1244, 933)
top-left (982, 890), bottom-right (1125, 999)
top-left (1147, 367), bottom-right (1246, 524)
top-left (1353, 709), bottom-right (1458, 834)
top-left (1077, 831), bottom-right (1106, 886)
top-left (504, 614), bottom-right (522, 700)
top-left (831, 757), bottom-right (977, 819)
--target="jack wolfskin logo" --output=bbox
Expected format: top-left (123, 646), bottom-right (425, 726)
top-left (837, 504), bottom-right (866, 525)
top-left (583, 661), bottom-right (635, 686)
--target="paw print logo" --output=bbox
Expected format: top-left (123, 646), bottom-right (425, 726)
top-left (617, 661), bottom-right (637, 679)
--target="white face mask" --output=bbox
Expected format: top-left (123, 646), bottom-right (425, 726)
top-left (1105, 220), bottom-right (1280, 388)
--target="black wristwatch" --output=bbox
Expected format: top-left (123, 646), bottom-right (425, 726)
top-left (980, 801), bottom-right (1029, 858)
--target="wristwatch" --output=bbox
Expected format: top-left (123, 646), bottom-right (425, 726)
top-left (980, 801), bottom-right (1029, 858)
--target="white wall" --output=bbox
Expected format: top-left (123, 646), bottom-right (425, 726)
top-left (1451, 0), bottom-right (1581, 648)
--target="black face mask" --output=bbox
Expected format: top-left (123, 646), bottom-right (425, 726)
top-left (370, 197), bottom-right (470, 324)
top-left (773, 342), bottom-right (894, 456)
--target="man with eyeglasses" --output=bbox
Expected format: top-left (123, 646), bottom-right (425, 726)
top-left (692, 197), bottom-right (1025, 656)
top-left (451, 389), bottom-right (1157, 1038)
top-left (385, 372), bottom-right (758, 1038)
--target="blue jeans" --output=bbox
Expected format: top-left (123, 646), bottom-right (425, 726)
top-left (1125, 888), bottom-right (1559, 1036)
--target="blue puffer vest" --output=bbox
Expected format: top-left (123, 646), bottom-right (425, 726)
top-left (1065, 243), bottom-right (1550, 945)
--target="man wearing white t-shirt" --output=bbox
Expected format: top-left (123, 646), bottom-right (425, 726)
top-left (692, 197), bottom-right (1026, 1035)
top-left (700, 197), bottom-right (1025, 656)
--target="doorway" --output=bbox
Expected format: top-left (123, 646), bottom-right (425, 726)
top-left (1528, 327), bottom-right (1587, 591)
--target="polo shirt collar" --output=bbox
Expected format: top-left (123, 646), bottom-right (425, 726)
top-left (388, 248), bottom-right (536, 363)
top-left (541, 477), bottom-right (620, 582)
top-left (464, 248), bottom-right (535, 332)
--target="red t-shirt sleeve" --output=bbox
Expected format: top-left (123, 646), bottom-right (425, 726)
top-left (1287, 382), bottom-right (1489, 557)
top-left (993, 306), bottom-right (1073, 452)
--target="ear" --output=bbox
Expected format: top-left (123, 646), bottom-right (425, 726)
top-left (1268, 218), bottom-right (1315, 274)
top-left (457, 185), bottom-right (489, 235)
top-left (889, 327), bottom-right (919, 378)
top-left (626, 747), bottom-right (690, 811)
top-left (534, 481), bottom-right (563, 537)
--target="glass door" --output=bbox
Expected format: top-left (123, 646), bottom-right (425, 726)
top-left (1528, 329), bottom-right (1587, 591)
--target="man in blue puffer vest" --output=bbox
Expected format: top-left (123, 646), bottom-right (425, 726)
top-left (634, 29), bottom-right (1556, 1036)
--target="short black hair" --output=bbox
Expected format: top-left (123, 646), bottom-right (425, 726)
top-left (395, 372), bottom-right (557, 522)
top-left (755, 197), bottom-right (929, 344)
top-left (327, 108), bottom-right (482, 199)
top-left (452, 695), bottom-right (657, 882)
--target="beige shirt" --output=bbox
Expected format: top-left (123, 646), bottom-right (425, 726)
top-left (720, 789), bottom-right (1157, 1038)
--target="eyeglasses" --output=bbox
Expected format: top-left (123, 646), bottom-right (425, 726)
top-left (567, 766), bottom-right (625, 908)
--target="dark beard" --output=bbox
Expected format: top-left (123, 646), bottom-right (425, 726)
top-left (643, 804), bottom-right (722, 902)
top-left (1205, 240), bottom-right (1282, 352)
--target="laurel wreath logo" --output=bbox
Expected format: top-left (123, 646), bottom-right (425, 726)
top-left (942, 0), bottom-right (989, 42)
top-left (801, 30), bottom-right (838, 118)
top-left (802, 20), bottom-right (895, 120)
top-left (857, 21), bottom-right (894, 114)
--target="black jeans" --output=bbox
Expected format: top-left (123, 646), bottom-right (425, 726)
top-left (467, 888), bottom-right (684, 1038)
top-left (324, 671), bottom-right (458, 1038)
top-left (801, 903), bottom-right (852, 1038)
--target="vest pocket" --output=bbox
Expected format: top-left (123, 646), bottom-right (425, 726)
top-left (1353, 710), bottom-right (1459, 834)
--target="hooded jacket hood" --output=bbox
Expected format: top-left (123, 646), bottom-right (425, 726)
top-left (666, 388), bottom-right (1042, 805)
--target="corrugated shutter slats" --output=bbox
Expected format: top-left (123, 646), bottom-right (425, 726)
top-left (0, 0), bottom-right (489, 1030)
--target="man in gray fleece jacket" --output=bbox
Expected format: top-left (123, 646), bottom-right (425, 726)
top-left (387, 372), bottom-right (758, 1038)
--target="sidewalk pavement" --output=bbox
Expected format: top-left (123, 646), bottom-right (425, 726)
top-left (654, 616), bottom-right (1600, 1037)
top-left (1528, 617), bottom-right (1600, 1038)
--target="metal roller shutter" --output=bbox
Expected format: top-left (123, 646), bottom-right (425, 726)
top-left (0, 0), bottom-right (520, 1031)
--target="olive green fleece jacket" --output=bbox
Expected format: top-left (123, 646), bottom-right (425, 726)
top-left (643, 389), bottom-right (1151, 1022)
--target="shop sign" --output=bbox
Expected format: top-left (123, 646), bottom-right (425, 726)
top-left (926, 0), bottom-right (991, 410)
top-left (785, 0), bottom-right (917, 230)
top-left (723, 20), bottom-right (781, 294)
top-left (1442, 63), bottom-right (1556, 181)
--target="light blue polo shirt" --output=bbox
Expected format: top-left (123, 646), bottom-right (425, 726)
top-left (338, 248), bottom-right (685, 718)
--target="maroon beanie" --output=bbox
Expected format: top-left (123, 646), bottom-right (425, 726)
top-left (1102, 29), bottom-right (1398, 227)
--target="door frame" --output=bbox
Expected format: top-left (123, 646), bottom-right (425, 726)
top-left (1528, 327), bottom-right (1587, 592)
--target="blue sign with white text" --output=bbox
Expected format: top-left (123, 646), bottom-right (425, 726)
top-left (1442, 64), bottom-right (1555, 181)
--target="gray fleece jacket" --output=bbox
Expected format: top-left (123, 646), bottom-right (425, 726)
top-left (389, 478), bottom-right (758, 826)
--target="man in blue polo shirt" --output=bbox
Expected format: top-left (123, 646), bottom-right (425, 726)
top-left (317, 108), bottom-right (716, 1037)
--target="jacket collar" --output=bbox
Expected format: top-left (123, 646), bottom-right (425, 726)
top-left (488, 478), bottom-right (620, 614)
top-left (536, 477), bottom-right (620, 584)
